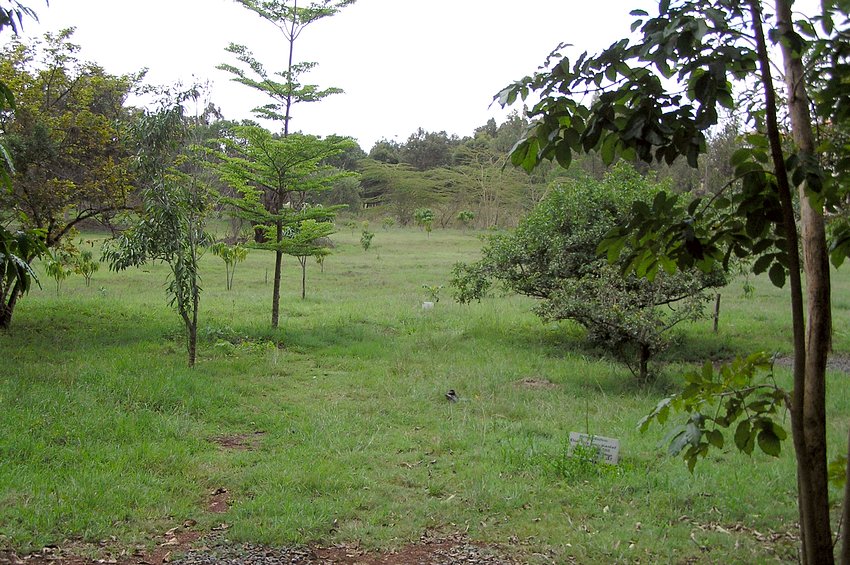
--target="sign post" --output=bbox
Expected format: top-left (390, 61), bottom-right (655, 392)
top-left (569, 432), bottom-right (620, 465)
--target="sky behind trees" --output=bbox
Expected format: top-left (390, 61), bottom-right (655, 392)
top-left (13, 1), bottom-right (689, 149)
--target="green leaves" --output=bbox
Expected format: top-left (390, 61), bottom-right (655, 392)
top-left (509, 137), bottom-right (540, 172)
top-left (639, 352), bottom-right (789, 472)
top-left (734, 420), bottom-right (755, 454)
top-left (1, 29), bottom-right (139, 249)
top-left (828, 454), bottom-right (848, 488)
top-left (0, 226), bottom-right (46, 308)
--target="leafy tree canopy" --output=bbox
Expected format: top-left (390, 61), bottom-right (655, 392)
top-left (495, 2), bottom-right (850, 562)
top-left (0, 29), bottom-right (141, 247)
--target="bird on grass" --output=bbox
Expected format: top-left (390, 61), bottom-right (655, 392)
top-left (445, 389), bottom-right (458, 402)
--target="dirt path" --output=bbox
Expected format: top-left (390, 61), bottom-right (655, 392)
top-left (0, 528), bottom-right (523, 565)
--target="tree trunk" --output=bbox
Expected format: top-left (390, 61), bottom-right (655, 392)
top-left (0, 300), bottom-right (12, 329)
top-left (272, 220), bottom-right (283, 328)
top-left (300, 257), bottom-right (307, 300)
top-left (639, 344), bottom-right (650, 383)
top-left (775, 1), bottom-right (834, 562)
top-left (0, 279), bottom-right (23, 330)
top-left (188, 263), bottom-right (199, 368)
top-left (188, 320), bottom-right (197, 368)
top-left (750, 1), bottom-right (834, 562)
top-left (713, 293), bottom-right (721, 333)
top-left (841, 427), bottom-right (850, 564)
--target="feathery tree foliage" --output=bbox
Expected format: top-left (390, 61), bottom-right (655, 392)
top-left (219, 0), bottom-right (355, 133)
top-left (210, 125), bottom-right (354, 325)
top-left (218, 0), bottom-right (355, 327)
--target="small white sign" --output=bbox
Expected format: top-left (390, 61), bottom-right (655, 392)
top-left (422, 301), bottom-right (434, 309)
top-left (569, 432), bottom-right (621, 465)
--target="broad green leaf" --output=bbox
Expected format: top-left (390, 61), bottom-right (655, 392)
top-left (770, 421), bottom-right (787, 440)
top-left (752, 253), bottom-right (773, 274)
top-left (600, 134), bottom-right (617, 166)
top-left (717, 89), bottom-right (734, 109)
top-left (510, 139), bottom-right (531, 168)
top-left (768, 262), bottom-right (786, 288)
top-left (666, 427), bottom-right (690, 456)
top-left (828, 454), bottom-right (847, 488)
top-left (555, 142), bottom-right (572, 169)
top-left (734, 420), bottom-right (753, 454)
top-left (0, 81), bottom-right (15, 112)
top-left (707, 429), bottom-right (724, 449)
top-left (731, 148), bottom-right (752, 167)
top-left (522, 138), bottom-right (541, 172)
top-left (757, 427), bottom-right (781, 457)
top-left (746, 133), bottom-right (769, 148)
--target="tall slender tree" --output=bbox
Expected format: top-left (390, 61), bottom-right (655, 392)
top-left (218, 0), bottom-right (355, 327)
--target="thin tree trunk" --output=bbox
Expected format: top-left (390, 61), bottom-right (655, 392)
top-left (188, 323), bottom-right (196, 367)
top-left (749, 1), bottom-right (833, 562)
top-left (0, 279), bottom-right (23, 330)
top-left (300, 257), bottom-right (306, 299)
top-left (284, 3), bottom-right (296, 138)
top-left (189, 278), bottom-right (198, 368)
top-left (272, 252), bottom-right (283, 327)
top-left (777, 0), bottom-right (833, 559)
top-left (713, 293), bottom-right (721, 333)
top-left (841, 427), bottom-right (850, 564)
top-left (272, 220), bottom-right (284, 327)
top-left (639, 344), bottom-right (650, 383)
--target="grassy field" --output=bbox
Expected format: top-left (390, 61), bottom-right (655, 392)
top-left (3, 226), bottom-right (850, 563)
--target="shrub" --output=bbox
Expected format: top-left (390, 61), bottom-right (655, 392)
top-left (452, 163), bottom-right (726, 381)
top-left (360, 230), bottom-right (374, 251)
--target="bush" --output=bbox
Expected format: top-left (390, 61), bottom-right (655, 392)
top-left (452, 163), bottom-right (726, 381)
top-left (360, 230), bottom-right (374, 251)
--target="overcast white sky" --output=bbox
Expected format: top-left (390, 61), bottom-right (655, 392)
top-left (17, 0), bottom-right (655, 151)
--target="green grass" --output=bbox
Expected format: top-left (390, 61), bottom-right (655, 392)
top-left (2, 226), bottom-right (849, 563)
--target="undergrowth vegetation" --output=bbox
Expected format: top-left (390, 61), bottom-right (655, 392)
top-left (3, 228), bottom-right (850, 563)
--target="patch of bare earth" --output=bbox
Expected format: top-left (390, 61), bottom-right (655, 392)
top-left (0, 523), bottom-right (201, 565)
top-left (514, 378), bottom-right (558, 390)
top-left (777, 353), bottom-right (850, 373)
top-left (210, 432), bottom-right (265, 451)
top-left (206, 488), bottom-right (230, 515)
top-left (709, 354), bottom-right (850, 374)
top-left (310, 532), bottom-right (519, 565)
top-left (2, 530), bottom-right (520, 565)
